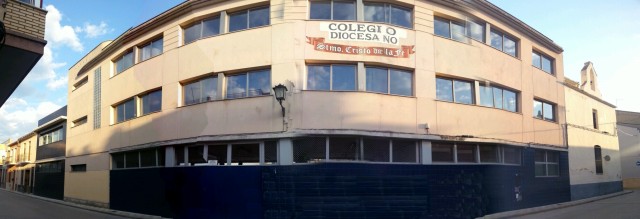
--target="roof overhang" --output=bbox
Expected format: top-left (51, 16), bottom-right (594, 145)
top-left (33, 116), bottom-right (67, 133)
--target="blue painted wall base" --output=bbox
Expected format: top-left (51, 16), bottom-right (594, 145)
top-left (571, 181), bottom-right (623, 200)
top-left (110, 148), bottom-right (570, 219)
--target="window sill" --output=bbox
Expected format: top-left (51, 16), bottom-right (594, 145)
top-left (137, 53), bottom-right (163, 65)
top-left (110, 65), bottom-right (135, 79)
top-left (179, 24), bottom-right (270, 48)
top-left (532, 65), bottom-right (555, 76)
top-left (533, 117), bottom-right (558, 124)
top-left (37, 140), bottom-right (64, 147)
top-left (434, 99), bottom-right (474, 106)
top-left (434, 34), bottom-right (471, 45)
top-left (178, 95), bottom-right (270, 108)
top-left (304, 90), bottom-right (416, 98)
top-left (535, 175), bottom-right (560, 178)
top-left (475, 104), bottom-right (522, 115)
top-left (110, 110), bottom-right (162, 126)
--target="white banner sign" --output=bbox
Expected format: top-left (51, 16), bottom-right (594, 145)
top-left (319, 22), bottom-right (408, 46)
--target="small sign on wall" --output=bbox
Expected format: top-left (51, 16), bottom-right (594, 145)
top-left (636, 161), bottom-right (640, 166)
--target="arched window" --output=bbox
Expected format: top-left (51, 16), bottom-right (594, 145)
top-left (594, 145), bottom-right (603, 174)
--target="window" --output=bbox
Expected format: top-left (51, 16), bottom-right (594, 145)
top-left (363, 2), bottom-right (412, 28)
top-left (309, 0), bottom-right (356, 21)
top-left (226, 69), bottom-right (271, 99)
top-left (183, 76), bottom-right (217, 105)
top-left (592, 109), bottom-right (599, 129)
top-left (479, 145), bottom-right (499, 163)
top-left (114, 50), bottom-right (134, 74)
top-left (138, 38), bottom-right (163, 62)
top-left (479, 85), bottom-right (518, 112)
top-left (434, 17), bottom-right (466, 42)
top-left (38, 127), bottom-right (64, 146)
top-left (594, 146), bottom-right (603, 174)
top-left (70, 164), bottom-right (87, 172)
top-left (365, 67), bottom-right (412, 96)
top-left (466, 19), bottom-right (485, 42)
top-left (229, 6), bottom-right (270, 32)
top-left (115, 98), bottom-right (136, 123)
top-left (490, 29), bottom-right (517, 57)
top-left (436, 78), bottom-right (473, 104)
top-left (232, 144), bottom-right (260, 165)
top-left (533, 99), bottom-right (555, 121)
top-left (293, 137), bottom-right (417, 163)
top-left (532, 51), bottom-right (554, 74)
top-left (207, 145), bottom-right (228, 165)
top-left (535, 150), bottom-right (560, 177)
top-left (112, 148), bottom-right (164, 169)
top-left (307, 64), bottom-right (356, 91)
top-left (432, 143), bottom-right (454, 162)
top-left (73, 76), bottom-right (88, 90)
top-left (184, 16), bottom-right (221, 44)
top-left (432, 143), bottom-right (520, 164)
top-left (141, 90), bottom-right (162, 115)
top-left (72, 116), bottom-right (88, 127)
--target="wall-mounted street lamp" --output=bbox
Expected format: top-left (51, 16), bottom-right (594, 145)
top-left (272, 84), bottom-right (288, 117)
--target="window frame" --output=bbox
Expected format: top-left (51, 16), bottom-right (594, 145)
top-left (431, 143), bottom-right (521, 165)
top-left (489, 28), bottom-right (518, 57)
top-left (479, 84), bottom-right (519, 112)
top-left (365, 66), bottom-right (413, 96)
top-left (465, 18), bottom-right (485, 43)
top-left (225, 69), bottom-right (271, 99)
top-left (307, 64), bottom-right (357, 91)
top-left (535, 150), bottom-right (560, 177)
top-left (435, 77), bottom-right (474, 104)
top-left (228, 6), bottom-right (270, 33)
top-left (38, 126), bottom-right (64, 146)
top-left (72, 116), bottom-right (88, 128)
top-left (434, 16), bottom-right (466, 42)
top-left (182, 75), bottom-right (218, 106)
top-left (112, 148), bottom-right (165, 170)
top-left (533, 99), bottom-right (556, 122)
top-left (309, 0), bottom-right (357, 21)
top-left (73, 76), bottom-right (89, 91)
top-left (183, 15), bottom-right (222, 45)
top-left (114, 49), bottom-right (135, 75)
top-left (532, 50), bottom-right (554, 74)
top-left (138, 37), bottom-right (163, 62)
top-left (114, 97), bottom-right (137, 124)
top-left (140, 89), bottom-right (162, 116)
top-left (70, 164), bottom-right (87, 172)
top-left (363, 2), bottom-right (413, 29)
top-left (293, 137), bottom-right (419, 164)
top-left (594, 145), bottom-right (603, 175)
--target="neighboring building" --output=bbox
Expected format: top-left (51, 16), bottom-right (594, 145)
top-left (33, 106), bottom-right (67, 200)
top-left (616, 110), bottom-right (640, 189)
top-left (0, 139), bottom-right (9, 188)
top-left (66, 0), bottom-right (569, 218)
top-left (0, 0), bottom-right (47, 106)
top-left (4, 132), bottom-right (37, 193)
top-left (564, 62), bottom-right (621, 200)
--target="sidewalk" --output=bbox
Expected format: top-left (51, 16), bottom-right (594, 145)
top-left (1, 188), bottom-right (168, 219)
top-left (479, 190), bottom-right (634, 219)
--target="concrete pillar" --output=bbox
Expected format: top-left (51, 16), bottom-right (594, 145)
top-left (217, 73), bottom-right (226, 100)
top-left (356, 0), bottom-right (364, 21)
top-left (165, 147), bottom-right (175, 167)
top-left (357, 62), bottom-right (366, 91)
top-left (278, 138), bottom-right (293, 165)
top-left (220, 11), bottom-right (228, 34)
top-left (421, 140), bottom-right (432, 164)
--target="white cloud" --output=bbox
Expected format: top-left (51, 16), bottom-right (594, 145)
top-left (75, 21), bottom-right (111, 38)
top-left (44, 5), bottom-right (83, 51)
top-left (0, 101), bottom-right (61, 142)
top-left (26, 45), bottom-right (68, 91)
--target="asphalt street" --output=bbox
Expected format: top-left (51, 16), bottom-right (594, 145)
top-left (516, 190), bottom-right (640, 219)
top-left (0, 190), bottom-right (128, 219)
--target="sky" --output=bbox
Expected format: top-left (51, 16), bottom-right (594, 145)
top-left (0, 0), bottom-right (639, 141)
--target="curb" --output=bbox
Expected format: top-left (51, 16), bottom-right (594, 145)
top-left (478, 190), bottom-right (634, 219)
top-left (0, 189), bottom-right (169, 219)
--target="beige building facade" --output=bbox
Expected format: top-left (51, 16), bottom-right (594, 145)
top-left (3, 132), bottom-right (37, 193)
top-left (66, 0), bottom-right (569, 210)
top-left (564, 62), bottom-right (622, 200)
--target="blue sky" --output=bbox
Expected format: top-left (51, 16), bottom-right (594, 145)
top-left (1, 0), bottom-right (639, 141)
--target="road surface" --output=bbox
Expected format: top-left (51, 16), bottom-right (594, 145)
top-left (516, 190), bottom-right (640, 219)
top-left (0, 189), bottom-right (128, 219)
